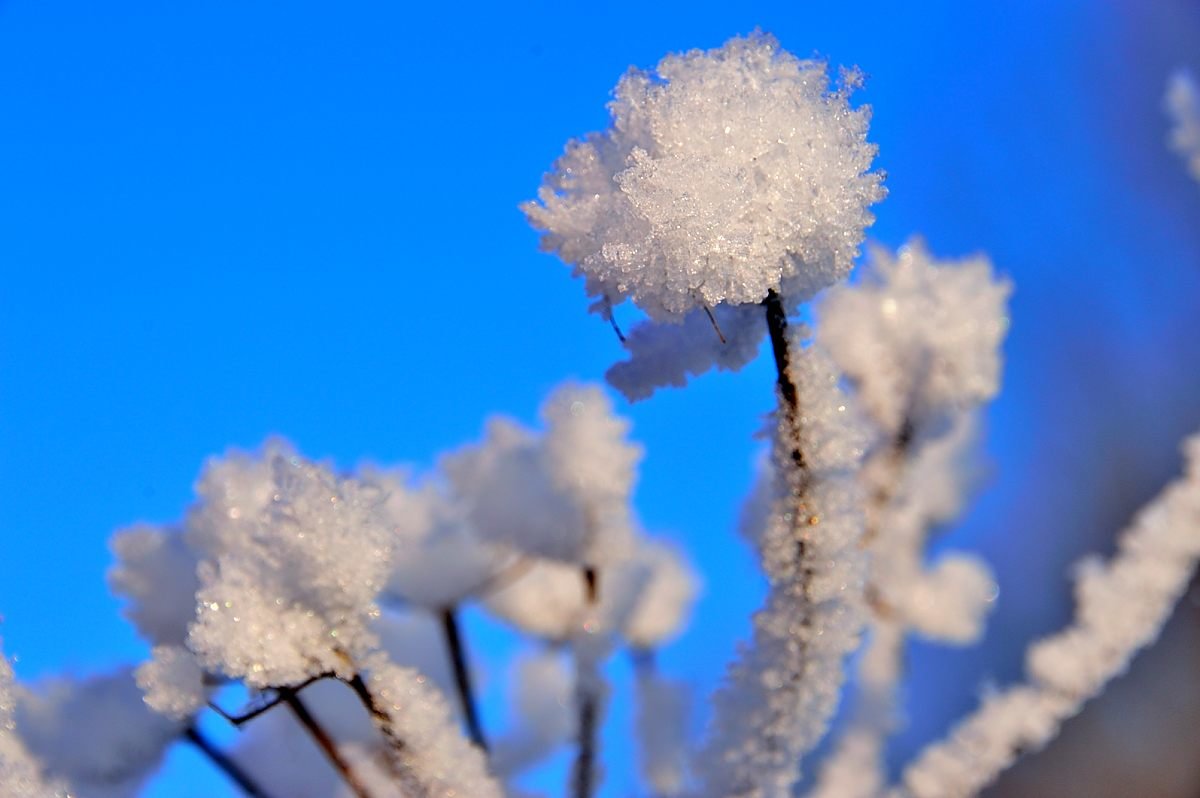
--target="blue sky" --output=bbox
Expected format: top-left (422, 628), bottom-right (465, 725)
top-left (1, 2), bottom-right (1199, 796)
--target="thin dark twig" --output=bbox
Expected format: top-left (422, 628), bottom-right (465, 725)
top-left (184, 725), bottom-right (277, 798)
top-left (574, 683), bottom-right (599, 798)
top-left (583, 566), bottom-right (599, 605)
top-left (763, 289), bottom-right (812, 581)
top-left (604, 297), bottom-right (627, 343)
top-left (282, 689), bottom-right (372, 798)
top-left (208, 672), bottom-right (331, 728)
top-left (609, 313), bottom-right (627, 343)
top-left (763, 289), bottom-right (804, 470)
top-left (439, 606), bottom-right (488, 752)
top-left (702, 304), bottom-right (727, 343)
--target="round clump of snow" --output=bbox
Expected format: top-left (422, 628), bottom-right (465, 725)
top-left (524, 32), bottom-right (885, 321)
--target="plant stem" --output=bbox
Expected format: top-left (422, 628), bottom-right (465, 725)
top-left (763, 288), bottom-right (806, 474)
top-left (583, 565), bottom-right (598, 604)
top-left (281, 689), bottom-right (372, 798)
top-left (184, 725), bottom-right (276, 798)
top-left (344, 673), bottom-right (426, 797)
top-left (573, 678), bottom-right (599, 798)
top-left (438, 606), bottom-right (488, 752)
top-left (209, 672), bottom-right (331, 728)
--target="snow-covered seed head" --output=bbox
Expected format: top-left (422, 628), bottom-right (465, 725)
top-left (818, 238), bottom-right (1012, 434)
top-left (524, 32), bottom-right (885, 322)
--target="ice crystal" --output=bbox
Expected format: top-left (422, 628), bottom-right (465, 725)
top-left (524, 32), bottom-right (884, 321)
top-left (185, 440), bottom-right (393, 688)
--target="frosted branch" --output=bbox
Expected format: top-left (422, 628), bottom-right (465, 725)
top-left (349, 653), bottom-right (505, 798)
top-left (0, 643), bottom-right (69, 798)
top-left (1167, 70), bottom-right (1200, 182)
top-left (894, 434), bottom-right (1200, 798)
top-left (696, 322), bottom-right (870, 798)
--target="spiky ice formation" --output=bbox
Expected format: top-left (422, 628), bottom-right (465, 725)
top-left (524, 32), bottom-right (885, 322)
top-left (606, 304), bottom-right (767, 400)
top-left (185, 440), bottom-right (394, 688)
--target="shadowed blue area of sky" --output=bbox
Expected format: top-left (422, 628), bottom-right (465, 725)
top-left (1, 2), bottom-right (1198, 796)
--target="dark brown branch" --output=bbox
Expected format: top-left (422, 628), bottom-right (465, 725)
top-left (184, 725), bottom-right (277, 798)
top-left (702, 304), bottom-right (727, 343)
top-left (438, 606), bottom-right (488, 752)
top-left (583, 566), bottom-right (599, 604)
top-left (763, 289), bottom-right (805, 473)
top-left (208, 672), bottom-right (332, 728)
top-left (573, 683), bottom-right (599, 798)
top-left (282, 689), bottom-right (372, 798)
top-left (860, 418), bottom-right (916, 550)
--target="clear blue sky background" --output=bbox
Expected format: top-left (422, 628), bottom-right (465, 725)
top-left (1, 2), bottom-right (1199, 796)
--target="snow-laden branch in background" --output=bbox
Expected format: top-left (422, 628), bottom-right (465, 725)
top-left (895, 434), bottom-right (1200, 798)
top-left (1166, 70), bottom-right (1200, 182)
top-left (0, 642), bottom-right (68, 798)
top-left (442, 383), bottom-right (642, 571)
top-left (818, 239), bottom-right (1011, 436)
top-left (696, 339), bottom-right (872, 798)
top-left (523, 32), bottom-right (884, 323)
top-left (807, 239), bottom-right (1010, 798)
top-left (16, 668), bottom-right (182, 798)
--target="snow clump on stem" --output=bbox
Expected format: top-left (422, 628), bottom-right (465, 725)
top-left (523, 32), bottom-right (885, 322)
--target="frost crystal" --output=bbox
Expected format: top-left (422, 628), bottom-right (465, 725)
top-left (524, 32), bottom-right (884, 321)
top-left (443, 383), bottom-right (641, 567)
top-left (606, 304), bottom-right (767, 400)
top-left (185, 440), bottom-right (393, 688)
top-left (818, 239), bottom-right (1011, 434)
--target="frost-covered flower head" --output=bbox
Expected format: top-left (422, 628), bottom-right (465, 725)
top-left (524, 32), bottom-right (885, 321)
top-left (371, 470), bottom-right (501, 610)
top-left (184, 440), bottom-right (394, 687)
top-left (818, 239), bottom-right (1011, 434)
top-left (442, 383), bottom-right (642, 567)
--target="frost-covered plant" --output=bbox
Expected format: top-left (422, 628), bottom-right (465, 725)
top-left (3, 32), bottom-right (1199, 798)
top-left (1167, 70), bottom-right (1200, 182)
top-left (523, 33), bottom-right (884, 323)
